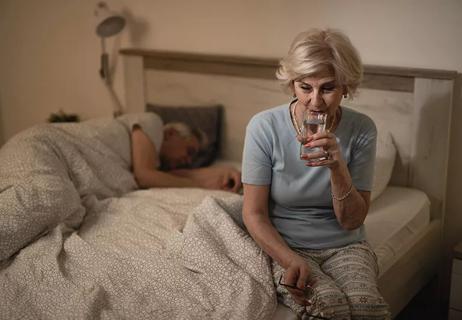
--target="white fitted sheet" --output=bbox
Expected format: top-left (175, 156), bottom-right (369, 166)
top-left (364, 186), bottom-right (431, 275)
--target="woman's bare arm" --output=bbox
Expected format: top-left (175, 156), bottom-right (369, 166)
top-left (243, 184), bottom-right (312, 305)
top-left (329, 160), bottom-right (370, 230)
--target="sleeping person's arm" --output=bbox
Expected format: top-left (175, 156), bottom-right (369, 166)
top-left (170, 166), bottom-right (242, 193)
top-left (131, 127), bottom-right (241, 193)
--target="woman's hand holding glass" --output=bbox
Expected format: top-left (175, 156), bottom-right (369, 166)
top-left (298, 130), bottom-right (341, 168)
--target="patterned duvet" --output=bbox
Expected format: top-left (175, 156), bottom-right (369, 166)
top-left (0, 116), bottom-right (276, 319)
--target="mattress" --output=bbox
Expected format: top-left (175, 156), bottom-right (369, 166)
top-left (365, 186), bottom-right (431, 275)
top-left (272, 186), bottom-right (431, 320)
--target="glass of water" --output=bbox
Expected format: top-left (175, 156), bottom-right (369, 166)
top-left (300, 111), bottom-right (328, 162)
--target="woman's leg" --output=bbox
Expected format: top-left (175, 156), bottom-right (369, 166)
top-left (321, 242), bottom-right (390, 320)
top-left (272, 253), bottom-right (351, 320)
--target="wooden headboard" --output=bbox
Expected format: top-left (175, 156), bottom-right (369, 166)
top-left (120, 49), bottom-right (456, 222)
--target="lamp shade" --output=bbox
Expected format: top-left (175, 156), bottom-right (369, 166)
top-left (95, 2), bottom-right (125, 38)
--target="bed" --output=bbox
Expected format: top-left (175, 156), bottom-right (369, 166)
top-left (120, 49), bottom-right (456, 318)
top-left (0, 49), bottom-right (456, 319)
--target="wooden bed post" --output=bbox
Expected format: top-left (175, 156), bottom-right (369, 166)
top-left (123, 55), bottom-right (146, 114)
top-left (411, 78), bottom-right (454, 222)
top-left (412, 77), bottom-right (455, 317)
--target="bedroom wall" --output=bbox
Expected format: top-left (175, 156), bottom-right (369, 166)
top-left (1, 0), bottom-right (461, 263)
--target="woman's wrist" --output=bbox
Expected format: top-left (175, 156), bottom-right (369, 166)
top-left (332, 183), bottom-right (354, 201)
top-left (328, 152), bottom-right (346, 172)
top-left (280, 250), bottom-right (301, 269)
top-left (329, 157), bottom-right (354, 196)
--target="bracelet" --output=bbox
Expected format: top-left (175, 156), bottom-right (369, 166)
top-left (331, 183), bottom-right (353, 201)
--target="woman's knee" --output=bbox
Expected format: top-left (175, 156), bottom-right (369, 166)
top-left (349, 294), bottom-right (390, 320)
top-left (308, 287), bottom-right (351, 319)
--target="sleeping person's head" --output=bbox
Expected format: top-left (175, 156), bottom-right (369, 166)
top-left (159, 122), bottom-right (208, 171)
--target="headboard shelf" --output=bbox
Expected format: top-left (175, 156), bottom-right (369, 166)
top-left (120, 49), bottom-right (279, 80)
top-left (120, 48), bottom-right (457, 92)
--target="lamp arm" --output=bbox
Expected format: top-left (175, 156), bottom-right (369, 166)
top-left (107, 83), bottom-right (124, 117)
top-left (100, 53), bottom-right (110, 84)
top-left (99, 37), bottom-right (110, 84)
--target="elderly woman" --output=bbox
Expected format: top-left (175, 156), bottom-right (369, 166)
top-left (242, 29), bottom-right (390, 319)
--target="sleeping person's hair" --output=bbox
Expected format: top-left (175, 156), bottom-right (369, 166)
top-left (163, 122), bottom-right (209, 152)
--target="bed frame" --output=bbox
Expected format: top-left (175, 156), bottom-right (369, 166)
top-left (120, 49), bottom-right (456, 318)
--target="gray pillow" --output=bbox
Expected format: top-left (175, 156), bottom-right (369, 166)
top-left (146, 104), bottom-right (223, 168)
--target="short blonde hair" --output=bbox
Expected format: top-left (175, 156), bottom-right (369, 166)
top-left (163, 122), bottom-right (209, 151)
top-left (276, 28), bottom-right (363, 97)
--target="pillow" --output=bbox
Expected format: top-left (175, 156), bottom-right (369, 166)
top-left (371, 130), bottom-right (397, 201)
top-left (146, 104), bottom-right (223, 168)
top-left (341, 104), bottom-right (397, 201)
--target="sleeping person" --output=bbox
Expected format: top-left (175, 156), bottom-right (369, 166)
top-left (118, 112), bottom-right (241, 193)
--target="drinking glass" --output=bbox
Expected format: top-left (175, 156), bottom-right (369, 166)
top-left (299, 111), bottom-right (328, 162)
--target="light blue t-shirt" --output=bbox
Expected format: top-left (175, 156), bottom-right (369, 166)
top-left (242, 104), bottom-right (377, 249)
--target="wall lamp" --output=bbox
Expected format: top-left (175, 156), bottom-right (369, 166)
top-left (95, 1), bottom-right (126, 116)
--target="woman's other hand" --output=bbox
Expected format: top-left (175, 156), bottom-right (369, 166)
top-left (283, 255), bottom-right (313, 306)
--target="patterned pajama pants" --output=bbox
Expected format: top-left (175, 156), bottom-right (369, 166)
top-left (272, 241), bottom-right (391, 320)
